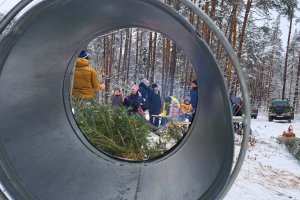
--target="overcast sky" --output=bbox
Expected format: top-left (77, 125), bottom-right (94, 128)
top-left (0, 0), bottom-right (300, 47)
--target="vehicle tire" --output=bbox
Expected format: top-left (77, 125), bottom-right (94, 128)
top-left (287, 118), bottom-right (291, 123)
top-left (254, 116), bottom-right (257, 119)
top-left (268, 116), bottom-right (273, 122)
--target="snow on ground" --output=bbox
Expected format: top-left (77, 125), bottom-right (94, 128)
top-left (225, 111), bottom-right (300, 200)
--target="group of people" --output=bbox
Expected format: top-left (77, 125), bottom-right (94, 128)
top-left (110, 79), bottom-right (198, 129)
top-left (72, 50), bottom-right (199, 129)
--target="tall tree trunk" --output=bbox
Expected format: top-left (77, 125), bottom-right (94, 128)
top-left (105, 33), bottom-right (115, 102)
top-left (216, 0), bottom-right (225, 62)
top-left (139, 30), bottom-right (144, 77)
top-left (267, 15), bottom-right (280, 101)
top-left (202, 2), bottom-right (209, 42)
top-left (189, 4), bottom-right (195, 25)
top-left (104, 36), bottom-right (109, 73)
top-left (167, 0), bottom-right (180, 96)
top-left (227, 1), bottom-right (238, 93)
top-left (117, 31), bottom-right (123, 80)
top-left (104, 35), bottom-right (109, 101)
top-left (150, 32), bottom-right (157, 83)
top-left (146, 32), bottom-right (153, 80)
top-left (293, 51), bottom-right (300, 110)
top-left (267, 48), bottom-right (275, 101)
top-left (183, 57), bottom-right (189, 97)
top-left (207, 0), bottom-right (216, 44)
top-left (169, 42), bottom-right (177, 96)
top-left (122, 29), bottom-right (130, 82)
top-left (134, 29), bottom-right (139, 81)
top-left (288, 62), bottom-right (294, 100)
top-left (126, 28), bottom-right (132, 80)
top-left (161, 38), bottom-right (166, 97)
top-left (163, 38), bottom-right (171, 97)
top-left (282, 16), bottom-right (293, 99)
top-left (237, 0), bottom-right (252, 60)
top-left (196, 0), bottom-right (201, 32)
top-left (189, 66), bottom-right (194, 90)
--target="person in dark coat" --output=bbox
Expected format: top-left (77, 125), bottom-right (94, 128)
top-left (149, 83), bottom-right (162, 127)
top-left (110, 87), bottom-right (123, 107)
top-left (124, 85), bottom-right (160, 132)
top-left (123, 85), bottom-right (145, 117)
top-left (138, 79), bottom-right (151, 98)
top-left (138, 79), bottom-right (152, 111)
top-left (190, 79), bottom-right (198, 113)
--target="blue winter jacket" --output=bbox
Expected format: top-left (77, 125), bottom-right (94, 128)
top-left (124, 93), bottom-right (143, 113)
top-left (149, 91), bottom-right (162, 115)
top-left (138, 82), bottom-right (152, 110)
top-left (138, 82), bottom-right (152, 99)
top-left (190, 87), bottom-right (198, 110)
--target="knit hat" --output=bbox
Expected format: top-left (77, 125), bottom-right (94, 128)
top-left (152, 83), bottom-right (158, 89)
top-left (164, 96), bottom-right (172, 103)
top-left (142, 79), bottom-right (150, 86)
top-left (192, 79), bottom-right (197, 85)
top-left (79, 50), bottom-right (88, 59)
top-left (184, 96), bottom-right (191, 101)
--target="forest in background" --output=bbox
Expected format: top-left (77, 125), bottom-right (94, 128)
top-left (1, 0), bottom-right (300, 110)
top-left (83, 0), bottom-right (300, 111)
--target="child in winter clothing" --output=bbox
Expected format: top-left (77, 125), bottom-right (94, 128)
top-left (167, 99), bottom-right (180, 119)
top-left (179, 96), bottom-right (193, 122)
top-left (110, 87), bottom-right (123, 106)
top-left (161, 96), bottom-right (172, 127)
top-left (161, 98), bottom-right (180, 127)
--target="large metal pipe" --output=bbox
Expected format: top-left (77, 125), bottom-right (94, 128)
top-left (0, 0), bottom-right (250, 199)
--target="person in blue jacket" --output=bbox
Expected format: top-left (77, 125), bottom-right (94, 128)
top-left (149, 83), bottom-right (162, 127)
top-left (123, 85), bottom-right (145, 117)
top-left (138, 79), bottom-right (152, 110)
top-left (190, 79), bottom-right (198, 113)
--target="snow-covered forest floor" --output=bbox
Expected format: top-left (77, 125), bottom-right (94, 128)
top-left (225, 111), bottom-right (300, 200)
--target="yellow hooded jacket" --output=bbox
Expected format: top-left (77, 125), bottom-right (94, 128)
top-left (180, 100), bottom-right (192, 114)
top-left (162, 96), bottom-right (180, 116)
top-left (72, 58), bottom-right (103, 99)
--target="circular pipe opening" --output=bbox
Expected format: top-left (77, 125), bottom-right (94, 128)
top-left (68, 27), bottom-right (197, 162)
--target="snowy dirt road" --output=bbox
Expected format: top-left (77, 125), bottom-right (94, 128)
top-left (225, 111), bottom-right (300, 200)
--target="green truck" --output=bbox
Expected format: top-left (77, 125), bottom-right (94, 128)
top-left (268, 99), bottom-right (294, 123)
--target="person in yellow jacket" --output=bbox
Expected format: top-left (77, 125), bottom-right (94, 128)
top-left (72, 50), bottom-right (105, 99)
top-left (162, 96), bottom-right (180, 117)
top-left (161, 96), bottom-right (180, 126)
top-left (180, 96), bottom-right (192, 115)
top-left (179, 96), bottom-right (193, 122)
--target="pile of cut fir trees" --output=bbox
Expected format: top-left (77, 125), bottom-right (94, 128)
top-left (72, 98), bottom-right (176, 160)
top-left (277, 126), bottom-right (300, 160)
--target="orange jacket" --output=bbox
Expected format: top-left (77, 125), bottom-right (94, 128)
top-left (180, 100), bottom-right (192, 115)
top-left (72, 58), bottom-right (103, 99)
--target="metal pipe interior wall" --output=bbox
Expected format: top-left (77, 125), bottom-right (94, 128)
top-left (0, 0), bottom-right (238, 199)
